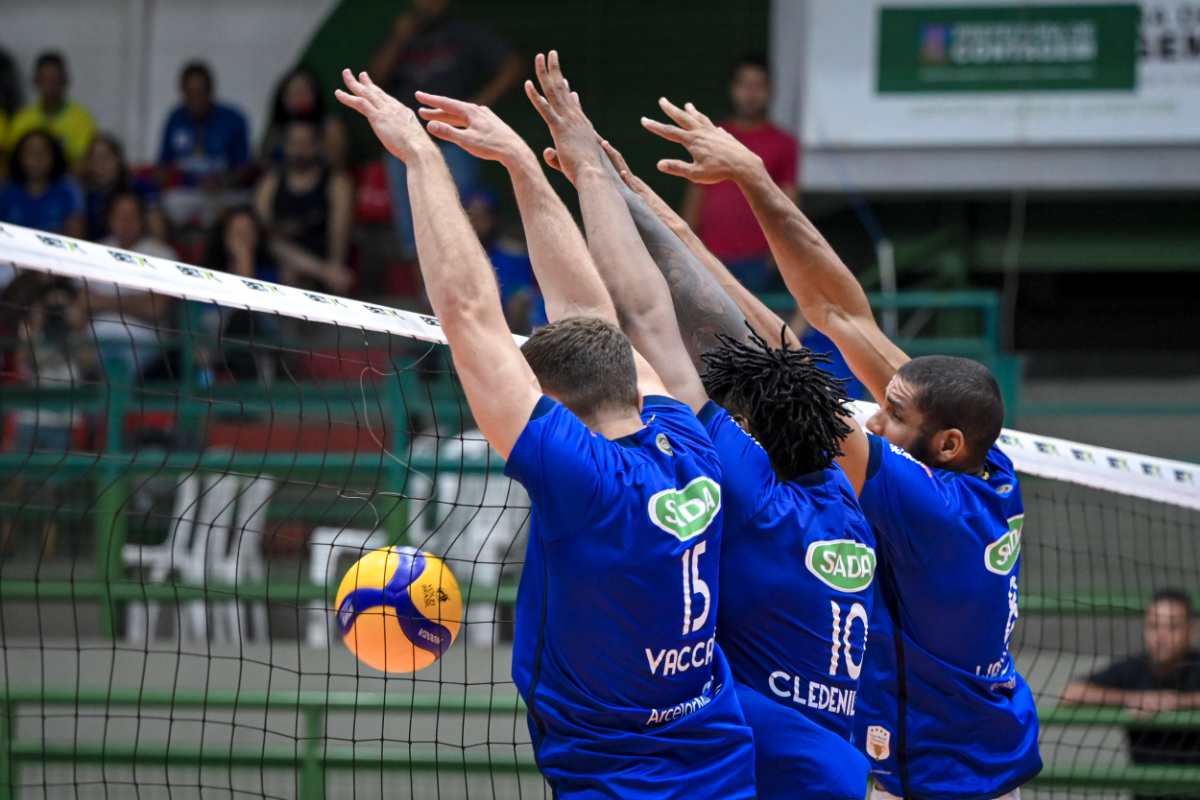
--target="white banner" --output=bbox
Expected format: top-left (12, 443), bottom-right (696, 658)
top-left (2, 222), bottom-right (1197, 509)
top-left (802, 0), bottom-right (1200, 148)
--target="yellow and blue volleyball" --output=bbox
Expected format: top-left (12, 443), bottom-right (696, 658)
top-left (334, 546), bottom-right (462, 673)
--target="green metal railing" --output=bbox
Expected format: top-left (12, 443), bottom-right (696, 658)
top-left (0, 687), bottom-right (536, 800)
top-left (3, 688), bottom-right (1199, 797)
top-left (759, 291), bottom-right (1024, 422)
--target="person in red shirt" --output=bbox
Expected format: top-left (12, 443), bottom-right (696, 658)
top-left (682, 55), bottom-right (799, 293)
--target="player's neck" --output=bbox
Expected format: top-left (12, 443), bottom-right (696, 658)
top-left (586, 410), bottom-right (645, 442)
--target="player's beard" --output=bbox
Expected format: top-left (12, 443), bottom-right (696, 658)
top-left (905, 429), bottom-right (940, 470)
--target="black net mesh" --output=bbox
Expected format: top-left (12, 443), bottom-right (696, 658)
top-left (1, 267), bottom-right (1198, 799)
top-left (0, 269), bottom-right (539, 800)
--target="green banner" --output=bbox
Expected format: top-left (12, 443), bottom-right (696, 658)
top-left (878, 4), bottom-right (1139, 93)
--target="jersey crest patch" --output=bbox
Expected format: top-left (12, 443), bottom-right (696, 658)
top-left (655, 433), bottom-right (673, 455)
top-left (866, 725), bottom-right (891, 761)
top-left (985, 515), bottom-right (1024, 575)
top-left (805, 539), bottom-right (877, 593)
top-left (648, 477), bottom-right (721, 541)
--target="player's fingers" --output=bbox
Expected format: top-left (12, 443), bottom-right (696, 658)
top-left (426, 121), bottom-right (469, 148)
top-left (417, 107), bottom-right (468, 127)
top-left (334, 88), bottom-right (372, 117)
top-left (657, 159), bottom-right (699, 179)
top-left (685, 102), bottom-right (715, 127)
top-left (600, 140), bottom-right (631, 174)
top-left (339, 69), bottom-right (371, 103)
top-left (524, 80), bottom-right (555, 125)
top-left (538, 51), bottom-right (569, 108)
top-left (641, 117), bottom-right (689, 145)
top-left (415, 91), bottom-right (474, 117)
top-left (543, 147), bottom-right (563, 174)
top-left (659, 97), bottom-right (698, 129)
top-left (357, 72), bottom-right (388, 104)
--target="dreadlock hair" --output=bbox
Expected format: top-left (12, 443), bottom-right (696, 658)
top-left (701, 325), bottom-right (852, 482)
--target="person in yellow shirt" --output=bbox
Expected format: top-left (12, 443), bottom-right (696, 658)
top-left (4, 52), bottom-right (97, 169)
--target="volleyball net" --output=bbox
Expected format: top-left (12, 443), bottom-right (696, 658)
top-left (0, 221), bottom-right (1197, 799)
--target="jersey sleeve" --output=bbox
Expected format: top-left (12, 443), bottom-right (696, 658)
top-left (503, 395), bottom-right (621, 541)
top-left (859, 434), bottom-right (963, 569)
top-left (699, 402), bottom-right (775, 533)
top-left (641, 395), bottom-right (714, 458)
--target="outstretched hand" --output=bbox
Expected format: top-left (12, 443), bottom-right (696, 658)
top-left (642, 98), bottom-right (762, 184)
top-left (335, 69), bottom-right (431, 162)
top-left (417, 91), bottom-right (530, 167)
top-left (525, 51), bottom-right (602, 184)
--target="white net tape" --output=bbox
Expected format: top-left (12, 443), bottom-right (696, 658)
top-left (3, 220), bottom-right (1196, 510)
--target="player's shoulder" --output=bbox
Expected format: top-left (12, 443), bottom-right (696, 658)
top-left (642, 395), bottom-right (714, 451)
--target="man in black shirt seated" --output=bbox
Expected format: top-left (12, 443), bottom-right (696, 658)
top-left (1062, 588), bottom-right (1200, 799)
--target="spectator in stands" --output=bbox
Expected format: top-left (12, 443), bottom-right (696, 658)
top-left (681, 55), bottom-right (798, 293)
top-left (81, 134), bottom-right (168, 242)
top-left (204, 206), bottom-right (277, 284)
top-left (1062, 588), bottom-right (1200, 796)
top-left (100, 191), bottom-right (175, 260)
top-left (260, 67), bottom-right (348, 169)
top-left (85, 191), bottom-right (174, 378)
top-left (0, 271), bottom-right (95, 450)
top-left (0, 130), bottom-right (85, 237)
top-left (253, 119), bottom-right (354, 295)
top-left (3, 52), bottom-right (97, 170)
top-left (368, 0), bottom-right (523, 260)
top-left (201, 206), bottom-right (282, 380)
top-left (158, 62), bottom-right (253, 228)
top-left (463, 188), bottom-right (544, 335)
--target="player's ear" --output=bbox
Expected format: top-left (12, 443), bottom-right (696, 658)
top-left (932, 428), bottom-right (967, 467)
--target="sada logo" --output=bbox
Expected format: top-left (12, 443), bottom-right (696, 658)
top-left (648, 477), bottom-right (721, 541)
top-left (985, 515), bottom-right (1024, 575)
top-left (805, 540), bottom-right (877, 592)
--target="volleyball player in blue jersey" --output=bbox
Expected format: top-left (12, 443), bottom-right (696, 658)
top-left (642, 100), bottom-right (1041, 800)
top-left (525, 55), bottom-right (875, 799)
top-left (338, 66), bottom-right (755, 800)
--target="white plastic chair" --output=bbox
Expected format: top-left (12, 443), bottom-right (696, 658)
top-left (423, 430), bottom-right (530, 647)
top-left (208, 476), bottom-right (276, 644)
top-left (122, 474), bottom-right (273, 644)
top-left (304, 526), bottom-right (388, 648)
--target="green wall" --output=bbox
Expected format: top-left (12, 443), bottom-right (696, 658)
top-left (298, 0), bottom-right (770, 209)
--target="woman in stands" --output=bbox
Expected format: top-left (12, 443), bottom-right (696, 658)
top-left (80, 133), bottom-right (168, 242)
top-left (260, 67), bottom-right (348, 170)
top-left (0, 130), bottom-right (85, 238)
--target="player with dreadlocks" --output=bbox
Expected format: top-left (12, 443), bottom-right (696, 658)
top-left (701, 326), bottom-right (852, 479)
top-left (642, 99), bottom-right (1041, 800)
top-left (534, 66), bottom-right (876, 796)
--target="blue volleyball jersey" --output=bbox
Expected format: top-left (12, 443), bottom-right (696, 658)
top-left (504, 395), bottom-right (756, 800)
top-left (854, 435), bottom-right (1041, 800)
top-left (702, 404), bottom-right (876, 743)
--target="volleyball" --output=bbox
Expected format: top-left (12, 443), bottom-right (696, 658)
top-left (334, 546), bottom-right (463, 673)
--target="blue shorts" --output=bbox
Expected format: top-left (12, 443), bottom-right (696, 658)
top-left (736, 682), bottom-right (870, 800)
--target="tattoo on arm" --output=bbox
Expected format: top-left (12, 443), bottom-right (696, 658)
top-left (619, 187), bottom-right (750, 367)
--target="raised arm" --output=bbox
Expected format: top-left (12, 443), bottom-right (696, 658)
top-left (595, 139), bottom-right (797, 355)
top-left (642, 98), bottom-right (908, 405)
top-left (526, 52), bottom-right (706, 413)
top-left (336, 70), bottom-right (538, 458)
top-left (414, 90), bottom-right (614, 324)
